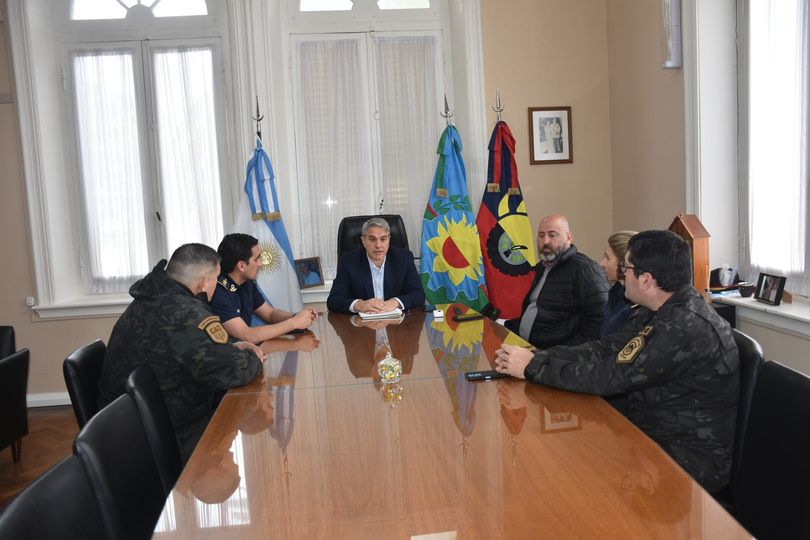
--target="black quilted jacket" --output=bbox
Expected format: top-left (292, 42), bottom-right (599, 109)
top-left (506, 245), bottom-right (608, 349)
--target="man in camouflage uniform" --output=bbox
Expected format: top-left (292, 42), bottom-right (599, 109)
top-left (98, 243), bottom-right (264, 463)
top-left (495, 230), bottom-right (739, 492)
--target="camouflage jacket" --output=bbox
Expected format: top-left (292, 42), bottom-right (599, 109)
top-left (524, 285), bottom-right (739, 492)
top-left (98, 260), bottom-right (262, 462)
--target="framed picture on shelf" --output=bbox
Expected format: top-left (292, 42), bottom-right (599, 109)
top-left (528, 106), bottom-right (573, 164)
top-left (294, 257), bottom-right (324, 289)
top-left (754, 272), bottom-right (786, 306)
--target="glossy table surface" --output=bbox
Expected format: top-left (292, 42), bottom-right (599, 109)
top-left (154, 307), bottom-right (751, 539)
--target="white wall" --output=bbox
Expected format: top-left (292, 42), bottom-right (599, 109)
top-left (683, 0), bottom-right (739, 269)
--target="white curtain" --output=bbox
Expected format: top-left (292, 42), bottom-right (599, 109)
top-left (745, 0), bottom-right (810, 295)
top-left (152, 46), bottom-right (224, 256)
top-left (293, 34), bottom-right (442, 279)
top-left (375, 35), bottom-right (442, 256)
top-left (73, 45), bottom-right (224, 294)
top-left (294, 38), bottom-right (373, 280)
top-left (73, 49), bottom-right (150, 293)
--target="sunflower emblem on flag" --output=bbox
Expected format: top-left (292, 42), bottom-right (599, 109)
top-left (425, 215), bottom-right (485, 287)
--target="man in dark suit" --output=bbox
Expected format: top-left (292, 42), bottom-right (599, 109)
top-left (327, 217), bottom-right (425, 313)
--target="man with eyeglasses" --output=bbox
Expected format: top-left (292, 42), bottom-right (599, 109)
top-left (505, 214), bottom-right (609, 349)
top-left (327, 217), bottom-right (424, 314)
top-left (495, 230), bottom-right (739, 492)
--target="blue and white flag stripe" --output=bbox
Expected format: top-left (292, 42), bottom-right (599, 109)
top-left (245, 138), bottom-right (296, 267)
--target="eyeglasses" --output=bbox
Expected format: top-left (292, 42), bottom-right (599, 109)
top-left (618, 261), bottom-right (640, 275)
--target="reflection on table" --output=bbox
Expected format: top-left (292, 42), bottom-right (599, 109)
top-left (154, 307), bottom-right (751, 539)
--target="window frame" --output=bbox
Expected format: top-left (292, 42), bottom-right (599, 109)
top-left (284, 0), bottom-right (451, 281)
top-left (736, 0), bottom-right (810, 296)
top-left (6, 0), bottom-right (235, 317)
top-left (63, 37), bottom-right (232, 293)
top-left (7, 0), bottom-right (487, 316)
top-left (64, 42), bottom-right (155, 291)
top-left (289, 30), bottom-right (447, 279)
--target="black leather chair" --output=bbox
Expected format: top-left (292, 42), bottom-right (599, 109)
top-left (63, 339), bottom-right (106, 428)
top-left (732, 360), bottom-right (810, 540)
top-left (0, 348), bottom-right (30, 462)
top-left (126, 365), bottom-right (182, 496)
top-left (729, 330), bottom-right (764, 490)
top-left (74, 394), bottom-right (165, 540)
top-left (0, 325), bottom-right (15, 359)
top-left (336, 214), bottom-right (409, 259)
top-left (713, 329), bottom-right (765, 508)
top-left (0, 455), bottom-right (106, 540)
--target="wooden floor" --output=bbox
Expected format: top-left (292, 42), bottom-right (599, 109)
top-left (0, 406), bottom-right (78, 510)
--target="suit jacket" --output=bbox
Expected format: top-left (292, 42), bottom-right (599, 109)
top-left (326, 246), bottom-right (425, 313)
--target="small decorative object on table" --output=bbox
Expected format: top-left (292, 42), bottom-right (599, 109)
top-left (377, 353), bottom-right (403, 406)
top-left (377, 352), bottom-right (402, 384)
top-left (738, 282), bottom-right (756, 298)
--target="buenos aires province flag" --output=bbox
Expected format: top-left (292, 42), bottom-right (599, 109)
top-left (419, 125), bottom-right (488, 311)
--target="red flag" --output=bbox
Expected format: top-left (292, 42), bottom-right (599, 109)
top-left (475, 122), bottom-right (537, 319)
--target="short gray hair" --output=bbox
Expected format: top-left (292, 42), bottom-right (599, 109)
top-left (166, 243), bottom-right (220, 286)
top-left (361, 217), bottom-right (390, 236)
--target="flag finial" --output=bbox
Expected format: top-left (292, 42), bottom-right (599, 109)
top-left (440, 94), bottom-right (454, 126)
top-left (252, 96), bottom-right (264, 140)
top-left (491, 88), bottom-right (504, 123)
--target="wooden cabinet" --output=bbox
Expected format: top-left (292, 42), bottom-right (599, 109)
top-left (668, 214), bottom-right (710, 295)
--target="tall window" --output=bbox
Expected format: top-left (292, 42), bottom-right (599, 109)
top-left (742, 0), bottom-right (810, 295)
top-left (65, 2), bottom-right (228, 294)
top-left (10, 0), bottom-right (482, 315)
top-left (289, 2), bottom-right (445, 279)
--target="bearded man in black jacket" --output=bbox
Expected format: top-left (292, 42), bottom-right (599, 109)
top-left (505, 214), bottom-right (608, 349)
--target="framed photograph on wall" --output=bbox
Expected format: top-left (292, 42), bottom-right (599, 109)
top-left (528, 106), bottom-right (573, 164)
top-left (754, 272), bottom-right (786, 306)
top-left (294, 257), bottom-right (324, 289)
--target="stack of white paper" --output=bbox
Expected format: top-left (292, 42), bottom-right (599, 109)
top-left (358, 308), bottom-right (403, 320)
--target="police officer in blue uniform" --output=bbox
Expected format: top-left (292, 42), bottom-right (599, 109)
top-left (210, 233), bottom-right (317, 344)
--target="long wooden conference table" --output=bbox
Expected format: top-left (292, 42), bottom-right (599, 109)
top-left (153, 306), bottom-right (751, 539)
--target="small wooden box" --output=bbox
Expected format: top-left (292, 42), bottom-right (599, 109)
top-left (668, 214), bottom-right (710, 295)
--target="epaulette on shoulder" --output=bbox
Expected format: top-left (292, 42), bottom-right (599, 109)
top-left (217, 277), bottom-right (237, 292)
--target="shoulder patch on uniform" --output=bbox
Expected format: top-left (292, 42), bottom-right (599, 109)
top-left (198, 316), bottom-right (228, 344)
top-left (617, 324), bottom-right (655, 364)
top-left (617, 336), bottom-right (644, 364)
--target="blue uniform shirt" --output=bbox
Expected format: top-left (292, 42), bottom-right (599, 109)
top-left (210, 274), bottom-right (265, 327)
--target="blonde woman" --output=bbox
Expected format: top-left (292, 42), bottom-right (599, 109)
top-left (599, 230), bottom-right (638, 336)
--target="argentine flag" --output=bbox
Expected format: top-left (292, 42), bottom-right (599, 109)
top-left (233, 137), bottom-right (303, 313)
